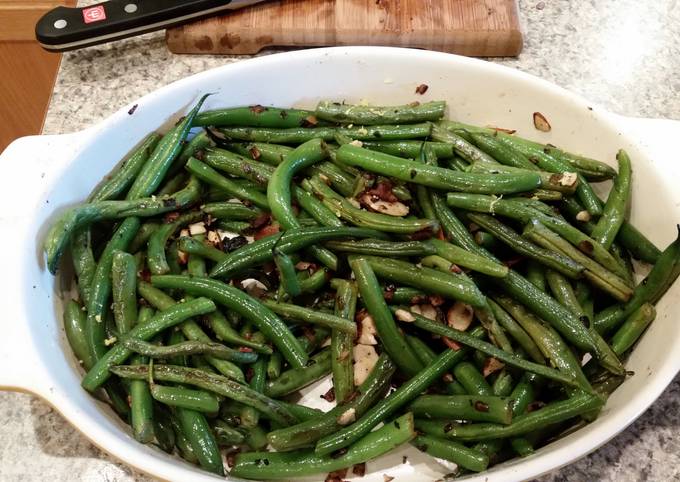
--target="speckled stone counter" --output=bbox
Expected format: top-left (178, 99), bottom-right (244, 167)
top-left (2, 1), bottom-right (680, 480)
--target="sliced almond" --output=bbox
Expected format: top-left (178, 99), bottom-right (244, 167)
top-left (415, 303), bottom-right (437, 321)
top-left (206, 230), bottom-right (222, 247)
top-left (383, 475), bottom-right (395, 482)
top-left (360, 193), bottom-right (409, 217)
top-left (177, 248), bottom-right (189, 265)
top-left (395, 309), bottom-right (416, 322)
top-left (447, 302), bottom-right (474, 331)
top-left (337, 408), bottom-right (357, 425)
top-left (188, 222), bottom-right (207, 235)
top-left (295, 261), bottom-right (314, 271)
top-left (533, 112), bottom-right (551, 132)
top-left (576, 210), bottom-right (592, 222)
top-left (179, 228), bottom-right (190, 238)
top-left (353, 344), bottom-right (379, 385)
top-left (357, 314), bottom-right (378, 345)
top-left (482, 357), bottom-right (505, 377)
top-left (349, 140), bottom-right (364, 147)
top-left (559, 171), bottom-right (578, 187)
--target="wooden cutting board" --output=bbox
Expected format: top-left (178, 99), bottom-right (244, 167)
top-left (166, 0), bottom-right (523, 57)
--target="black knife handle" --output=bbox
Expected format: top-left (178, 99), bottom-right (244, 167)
top-left (36, 0), bottom-right (240, 52)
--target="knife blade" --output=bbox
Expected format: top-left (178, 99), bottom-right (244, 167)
top-left (36, 0), bottom-right (266, 52)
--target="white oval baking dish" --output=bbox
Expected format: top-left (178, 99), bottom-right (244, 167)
top-left (0, 47), bottom-right (679, 482)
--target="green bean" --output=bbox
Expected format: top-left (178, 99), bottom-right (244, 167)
top-left (306, 175), bottom-right (439, 234)
top-left (195, 105), bottom-right (321, 128)
top-left (362, 255), bottom-right (487, 307)
top-left (469, 214), bottom-right (583, 278)
top-left (487, 299), bottom-right (545, 364)
top-left (418, 391), bottom-right (602, 441)
top-left (267, 138), bottom-right (338, 274)
top-left (523, 220), bottom-right (633, 302)
top-left (468, 132), bottom-right (536, 170)
top-left (430, 192), bottom-right (479, 252)
top-left (307, 161), bottom-right (355, 197)
top-left (202, 201), bottom-right (262, 221)
top-left (362, 140), bottom-right (455, 160)
top-left (146, 212), bottom-right (203, 275)
top-left (413, 434), bottom-right (489, 473)
top-left (81, 297), bottom-right (216, 391)
top-left (44, 177), bottom-right (200, 274)
top-left (337, 144), bottom-right (541, 194)
top-left (470, 162), bottom-right (578, 195)
top-left (595, 230), bottom-right (680, 334)
top-left (427, 238), bottom-right (509, 278)
top-left (386, 286), bottom-right (427, 304)
top-left (264, 349), bottom-right (332, 398)
top-left (126, 95), bottom-right (208, 199)
top-left (219, 123), bottom-right (433, 143)
top-left (430, 126), bottom-right (501, 166)
top-left (273, 249), bottom-right (301, 297)
top-left (241, 353), bottom-right (268, 428)
top-left (314, 337), bottom-right (476, 456)
top-left (63, 299), bottom-right (94, 369)
top-left (232, 413), bottom-right (415, 479)
top-left (561, 196), bottom-right (661, 264)
top-left (491, 294), bottom-right (592, 391)
top-left (243, 425), bottom-right (268, 450)
top-left (128, 221), bottom-right (160, 253)
top-left (213, 419), bottom-right (245, 446)
top-left (185, 157), bottom-right (269, 209)
top-left (173, 407), bottom-right (224, 475)
top-left (178, 236), bottom-right (227, 263)
top-left (267, 351), bottom-right (282, 380)
top-left (267, 353), bottom-right (395, 451)
top-left (591, 150), bottom-right (632, 249)
top-left (404, 336), bottom-right (466, 395)
top-left (263, 300), bottom-right (357, 335)
top-left (203, 147), bottom-right (273, 184)
top-left (209, 226), bottom-right (382, 279)
top-left (85, 218), bottom-right (141, 361)
top-left (327, 280), bottom-right (357, 403)
top-left (316, 100), bottom-right (446, 124)
top-left (324, 238), bottom-right (432, 256)
top-left (89, 133), bottom-right (162, 202)
top-left (493, 370), bottom-right (514, 397)
top-left (441, 121), bottom-right (617, 180)
top-left (610, 303), bottom-right (656, 355)
top-left (152, 406), bottom-right (176, 453)
top-left (297, 268), bottom-right (331, 295)
top-left (112, 363), bottom-right (298, 426)
top-left (526, 260), bottom-right (547, 292)
top-left (122, 338), bottom-right (258, 363)
top-left (111, 251), bottom-right (138, 334)
top-left (445, 193), bottom-right (629, 281)
top-left (128, 307), bottom-right (155, 443)
top-left (409, 395), bottom-right (513, 424)
top-left (167, 130), bottom-right (214, 178)
top-left (293, 186), bottom-right (344, 229)
top-left (349, 256), bottom-right (423, 376)
top-left (170, 412), bottom-right (199, 463)
top-left (70, 228), bottom-right (96, 305)
top-left (150, 381), bottom-right (220, 414)
top-left (150, 275), bottom-right (308, 369)
top-left (395, 307), bottom-right (579, 387)
top-left (453, 361), bottom-right (493, 396)
top-left (111, 249), bottom-right (154, 440)
top-left (225, 142), bottom-right (293, 165)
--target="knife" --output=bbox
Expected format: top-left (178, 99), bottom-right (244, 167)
top-left (36, 0), bottom-right (266, 52)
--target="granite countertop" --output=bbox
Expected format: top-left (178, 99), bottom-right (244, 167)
top-left (2, 0), bottom-right (680, 480)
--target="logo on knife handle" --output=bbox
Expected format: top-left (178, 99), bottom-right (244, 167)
top-left (82, 5), bottom-right (106, 24)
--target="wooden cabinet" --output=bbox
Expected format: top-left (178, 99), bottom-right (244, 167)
top-left (0, 1), bottom-right (73, 151)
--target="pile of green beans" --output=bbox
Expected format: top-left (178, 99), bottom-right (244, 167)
top-left (45, 97), bottom-right (679, 480)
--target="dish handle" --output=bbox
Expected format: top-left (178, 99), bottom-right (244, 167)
top-left (614, 115), bottom-right (680, 162)
top-left (0, 132), bottom-right (88, 396)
